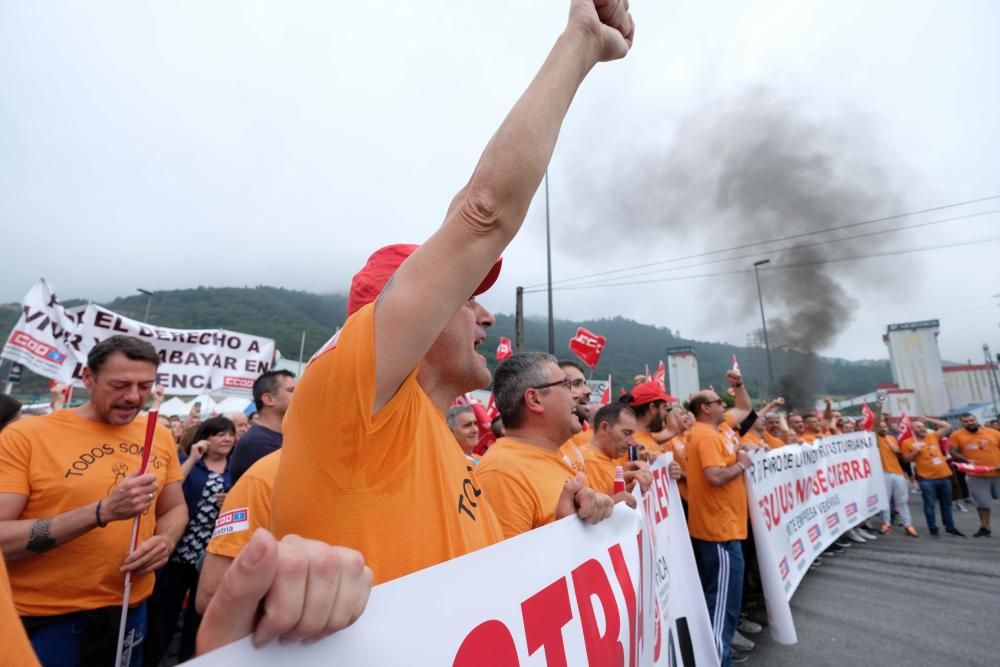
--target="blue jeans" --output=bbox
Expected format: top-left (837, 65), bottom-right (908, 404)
top-left (691, 539), bottom-right (745, 667)
top-left (27, 602), bottom-right (146, 667)
top-left (917, 477), bottom-right (955, 531)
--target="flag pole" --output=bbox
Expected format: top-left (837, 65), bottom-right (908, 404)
top-left (114, 410), bottom-right (158, 667)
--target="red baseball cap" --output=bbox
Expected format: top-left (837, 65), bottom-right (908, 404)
top-left (347, 244), bottom-right (503, 316)
top-left (628, 381), bottom-right (676, 407)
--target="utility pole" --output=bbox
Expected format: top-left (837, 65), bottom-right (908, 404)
top-left (298, 331), bottom-right (307, 374)
top-left (515, 287), bottom-right (524, 353)
top-left (753, 260), bottom-right (775, 397)
top-left (544, 171), bottom-right (555, 355)
top-left (985, 343), bottom-right (1000, 419)
top-left (137, 288), bottom-right (154, 322)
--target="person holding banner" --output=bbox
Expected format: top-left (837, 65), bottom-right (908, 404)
top-left (580, 402), bottom-right (655, 496)
top-left (876, 420), bottom-right (919, 537)
top-left (900, 417), bottom-right (965, 537)
top-left (271, 0), bottom-right (635, 584)
top-left (685, 385), bottom-right (754, 667)
top-left (946, 413), bottom-right (1000, 537)
top-left (0, 336), bottom-right (187, 666)
top-left (479, 352), bottom-right (618, 538)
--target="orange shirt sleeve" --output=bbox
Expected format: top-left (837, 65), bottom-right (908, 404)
top-left (208, 451), bottom-right (279, 559)
top-left (0, 427), bottom-right (31, 496)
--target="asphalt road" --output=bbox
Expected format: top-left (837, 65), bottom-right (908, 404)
top-left (750, 496), bottom-right (1000, 667)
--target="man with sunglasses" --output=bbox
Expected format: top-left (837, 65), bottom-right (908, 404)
top-left (477, 352), bottom-right (617, 539)
top-left (686, 386), bottom-right (754, 667)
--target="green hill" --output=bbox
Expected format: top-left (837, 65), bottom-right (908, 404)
top-left (0, 286), bottom-right (891, 405)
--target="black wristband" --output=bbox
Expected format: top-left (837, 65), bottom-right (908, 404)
top-left (96, 500), bottom-right (108, 528)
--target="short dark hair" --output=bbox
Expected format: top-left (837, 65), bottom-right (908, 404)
top-left (87, 335), bottom-right (160, 374)
top-left (592, 402), bottom-right (635, 432)
top-left (0, 394), bottom-right (22, 431)
top-left (190, 416), bottom-right (235, 452)
top-left (558, 359), bottom-right (586, 376)
top-left (253, 369), bottom-right (296, 411)
top-left (493, 352), bottom-right (556, 429)
top-left (688, 393), bottom-right (713, 418)
top-left (959, 412), bottom-right (975, 420)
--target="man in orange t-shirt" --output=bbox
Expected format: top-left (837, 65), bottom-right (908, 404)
top-left (196, 450), bottom-right (280, 613)
top-left (901, 417), bottom-right (963, 537)
top-left (876, 421), bottom-right (917, 536)
top-left (0, 336), bottom-right (187, 666)
top-left (270, 2), bottom-right (636, 584)
top-left (686, 384), bottom-right (753, 667)
top-left (582, 403), bottom-right (653, 496)
top-left (802, 414), bottom-right (824, 443)
top-left (624, 380), bottom-right (675, 458)
top-left (558, 360), bottom-right (592, 474)
top-left (948, 413), bottom-right (1000, 537)
top-left (477, 353), bottom-right (616, 539)
top-left (763, 413), bottom-right (787, 449)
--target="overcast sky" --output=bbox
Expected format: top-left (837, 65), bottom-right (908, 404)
top-left (3, 1), bottom-right (998, 363)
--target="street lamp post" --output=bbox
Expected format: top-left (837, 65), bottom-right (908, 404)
top-left (137, 288), bottom-right (154, 322)
top-left (752, 260), bottom-right (775, 397)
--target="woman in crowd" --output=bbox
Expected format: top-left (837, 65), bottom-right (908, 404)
top-left (144, 416), bottom-right (236, 666)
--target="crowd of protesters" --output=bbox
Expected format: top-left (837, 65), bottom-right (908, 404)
top-left (1, 2), bottom-right (998, 666)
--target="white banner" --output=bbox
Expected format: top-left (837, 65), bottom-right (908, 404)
top-left (189, 456), bottom-right (719, 666)
top-left (1, 280), bottom-right (275, 397)
top-left (745, 433), bottom-right (887, 644)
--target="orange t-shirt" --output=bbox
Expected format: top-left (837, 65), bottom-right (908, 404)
top-left (685, 421), bottom-right (747, 542)
top-left (571, 429), bottom-right (593, 448)
top-left (476, 437), bottom-right (579, 539)
top-left (0, 410), bottom-right (181, 616)
top-left (559, 440), bottom-right (587, 475)
top-left (948, 428), bottom-right (1000, 478)
top-left (877, 435), bottom-right (904, 476)
top-left (634, 431), bottom-right (662, 457)
top-left (207, 450), bottom-right (280, 559)
top-left (270, 304), bottom-right (503, 584)
top-left (0, 556), bottom-right (39, 667)
top-left (900, 432), bottom-right (951, 480)
top-left (763, 431), bottom-right (785, 449)
top-left (741, 431), bottom-right (763, 447)
top-left (581, 444), bottom-right (618, 495)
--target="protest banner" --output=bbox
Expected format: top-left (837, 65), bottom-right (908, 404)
top-left (744, 432), bottom-right (887, 644)
top-left (2, 279), bottom-right (275, 397)
top-left (190, 456), bottom-right (719, 667)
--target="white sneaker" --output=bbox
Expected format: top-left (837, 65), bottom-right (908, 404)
top-left (954, 502), bottom-right (970, 513)
top-left (857, 528), bottom-right (878, 540)
top-left (731, 630), bottom-right (756, 652)
top-left (846, 528), bottom-right (867, 543)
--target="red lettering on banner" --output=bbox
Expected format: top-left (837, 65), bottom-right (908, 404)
top-left (521, 578), bottom-right (572, 667)
top-left (652, 468), bottom-right (669, 523)
top-left (862, 459), bottom-right (871, 477)
top-left (634, 531), bottom-right (646, 660)
top-left (817, 469), bottom-right (828, 493)
top-left (452, 620), bottom-right (519, 667)
top-left (572, 559), bottom-right (624, 667)
top-left (850, 460), bottom-right (862, 479)
top-left (608, 544), bottom-right (637, 667)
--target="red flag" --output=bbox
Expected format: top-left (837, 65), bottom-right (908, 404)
top-left (455, 393), bottom-right (497, 454)
top-left (731, 354), bottom-right (740, 372)
top-left (897, 412), bottom-right (913, 446)
top-left (600, 375), bottom-right (612, 406)
top-left (484, 392), bottom-right (500, 422)
top-left (496, 337), bottom-right (512, 362)
top-left (568, 326), bottom-right (606, 369)
top-left (860, 402), bottom-right (876, 431)
top-left (652, 361), bottom-right (666, 389)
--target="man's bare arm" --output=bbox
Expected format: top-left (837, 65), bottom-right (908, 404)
top-left (196, 552), bottom-right (234, 614)
top-left (727, 370), bottom-right (753, 424)
top-left (373, 0), bottom-right (633, 411)
top-left (0, 473), bottom-right (159, 561)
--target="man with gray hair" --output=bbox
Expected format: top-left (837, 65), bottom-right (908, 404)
top-left (447, 404), bottom-right (481, 463)
top-left (477, 352), bottom-right (616, 539)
